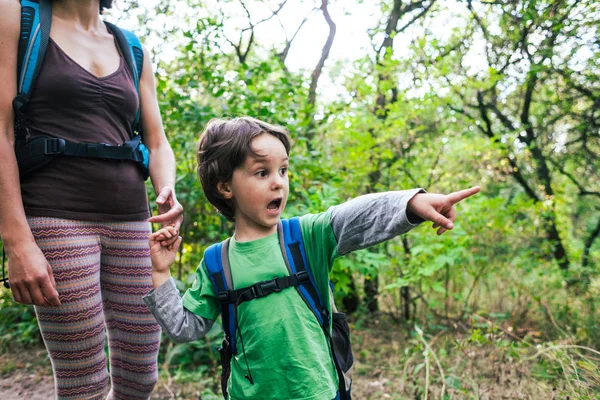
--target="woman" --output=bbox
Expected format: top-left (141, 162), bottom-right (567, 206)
top-left (0, 0), bottom-right (182, 398)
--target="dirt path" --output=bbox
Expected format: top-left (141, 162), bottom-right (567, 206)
top-left (0, 373), bottom-right (55, 400)
top-left (0, 324), bottom-right (562, 400)
top-left (0, 349), bottom-right (55, 399)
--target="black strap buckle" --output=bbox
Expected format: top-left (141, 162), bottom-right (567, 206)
top-left (295, 271), bottom-right (309, 284)
top-left (217, 291), bottom-right (230, 303)
top-left (44, 138), bottom-right (66, 155)
top-left (252, 279), bottom-right (281, 298)
top-left (12, 94), bottom-right (29, 118)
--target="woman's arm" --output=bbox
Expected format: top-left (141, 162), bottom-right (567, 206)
top-left (0, 0), bottom-right (59, 307)
top-left (137, 44), bottom-right (183, 236)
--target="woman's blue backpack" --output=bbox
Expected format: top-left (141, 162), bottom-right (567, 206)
top-left (14, 0), bottom-right (149, 179)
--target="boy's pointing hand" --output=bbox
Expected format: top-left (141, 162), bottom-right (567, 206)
top-left (407, 186), bottom-right (480, 235)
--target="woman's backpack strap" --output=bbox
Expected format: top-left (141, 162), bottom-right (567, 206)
top-left (14, 0), bottom-right (52, 119)
top-left (103, 22), bottom-right (144, 133)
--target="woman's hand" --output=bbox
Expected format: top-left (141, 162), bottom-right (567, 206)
top-left (148, 186), bottom-right (183, 246)
top-left (407, 186), bottom-right (480, 235)
top-left (7, 241), bottom-right (60, 307)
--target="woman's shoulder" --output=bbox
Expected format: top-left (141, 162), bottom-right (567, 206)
top-left (0, 0), bottom-right (21, 38)
top-left (0, 0), bottom-right (21, 85)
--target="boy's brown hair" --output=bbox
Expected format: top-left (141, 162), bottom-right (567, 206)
top-left (197, 117), bottom-right (291, 221)
top-left (99, 0), bottom-right (113, 13)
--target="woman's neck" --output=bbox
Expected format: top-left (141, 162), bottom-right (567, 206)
top-left (51, 0), bottom-right (102, 30)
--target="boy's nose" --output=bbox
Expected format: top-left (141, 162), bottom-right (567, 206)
top-left (272, 175), bottom-right (285, 189)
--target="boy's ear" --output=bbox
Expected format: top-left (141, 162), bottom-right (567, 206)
top-left (217, 181), bottom-right (233, 199)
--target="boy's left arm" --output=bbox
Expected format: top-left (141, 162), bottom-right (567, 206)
top-left (331, 187), bottom-right (480, 256)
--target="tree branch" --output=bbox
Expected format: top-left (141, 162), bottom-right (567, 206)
top-left (583, 217), bottom-right (600, 268)
top-left (228, 0), bottom-right (290, 64)
top-left (395, 0), bottom-right (436, 35)
top-left (548, 159), bottom-right (600, 199)
top-left (519, 72), bottom-right (537, 145)
top-left (308, 0), bottom-right (337, 110)
top-left (378, 1), bottom-right (432, 54)
top-left (426, 145), bottom-right (444, 189)
top-left (458, 94), bottom-right (542, 202)
top-left (277, 8), bottom-right (316, 65)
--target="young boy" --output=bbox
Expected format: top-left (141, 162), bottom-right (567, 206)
top-left (143, 117), bottom-right (479, 400)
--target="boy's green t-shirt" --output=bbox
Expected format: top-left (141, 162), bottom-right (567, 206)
top-left (182, 211), bottom-right (340, 400)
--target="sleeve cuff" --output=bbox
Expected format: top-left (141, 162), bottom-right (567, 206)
top-left (143, 277), bottom-right (180, 309)
top-left (405, 188), bottom-right (427, 226)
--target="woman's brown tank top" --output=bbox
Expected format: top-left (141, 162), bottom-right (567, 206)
top-left (20, 38), bottom-right (150, 222)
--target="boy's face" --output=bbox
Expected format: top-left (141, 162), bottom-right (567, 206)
top-left (221, 133), bottom-right (289, 239)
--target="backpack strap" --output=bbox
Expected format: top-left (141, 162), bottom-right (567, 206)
top-left (279, 218), bottom-right (352, 400)
top-left (103, 22), bottom-right (144, 133)
top-left (218, 273), bottom-right (310, 306)
top-left (15, 134), bottom-right (150, 180)
top-left (14, 0), bottom-right (52, 121)
top-left (278, 218), bottom-right (329, 327)
top-left (204, 239), bottom-right (237, 354)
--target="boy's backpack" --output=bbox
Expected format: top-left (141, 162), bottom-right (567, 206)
top-left (204, 217), bottom-right (354, 400)
top-left (13, 0), bottom-right (149, 180)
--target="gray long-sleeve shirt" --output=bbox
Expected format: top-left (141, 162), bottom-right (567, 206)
top-left (143, 189), bottom-right (423, 342)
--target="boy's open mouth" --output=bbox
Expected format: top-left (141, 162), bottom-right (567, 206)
top-left (267, 198), bottom-right (282, 210)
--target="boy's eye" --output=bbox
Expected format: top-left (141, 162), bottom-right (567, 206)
top-left (280, 167), bottom-right (288, 175)
top-left (256, 170), bottom-right (267, 177)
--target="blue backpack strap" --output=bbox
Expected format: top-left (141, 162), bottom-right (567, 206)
top-left (280, 218), bottom-right (352, 400)
top-left (103, 22), bottom-right (149, 177)
top-left (103, 22), bottom-right (144, 133)
top-left (279, 218), bottom-right (329, 327)
top-left (203, 239), bottom-right (237, 354)
top-left (14, 0), bottom-right (52, 119)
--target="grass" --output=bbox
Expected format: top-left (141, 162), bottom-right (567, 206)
top-left (141, 316), bottom-right (600, 399)
top-left (1, 314), bottom-right (598, 399)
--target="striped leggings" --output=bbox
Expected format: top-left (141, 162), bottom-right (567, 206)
top-left (29, 217), bottom-right (161, 400)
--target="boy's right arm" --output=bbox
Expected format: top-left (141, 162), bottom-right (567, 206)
top-left (143, 278), bottom-right (214, 343)
top-left (0, 0), bottom-right (60, 307)
top-left (147, 228), bottom-right (214, 343)
top-left (147, 229), bottom-right (218, 343)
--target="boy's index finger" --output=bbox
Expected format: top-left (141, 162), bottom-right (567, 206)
top-left (446, 186), bottom-right (481, 205)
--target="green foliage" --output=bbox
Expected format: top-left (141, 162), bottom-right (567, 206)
top-left (0, 1), bottom-right (598, 395)
top-left (0, 290), bottom-right (41, 349)
top-left (158, 321), bottom-right (222, 370)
